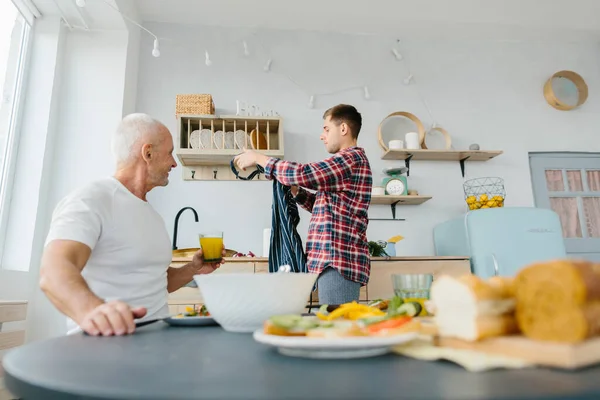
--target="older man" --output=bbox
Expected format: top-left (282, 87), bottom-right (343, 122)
top-left (40, 113), bottom-right (223, 336)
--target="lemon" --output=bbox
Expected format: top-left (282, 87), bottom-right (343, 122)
top-left (466, 196), bottom-right (476, 204)
top-left (492, 195), bottom-right (504, 202)
top-left (479, 194), bottom-right (488, 202)
top-left (481, 205), bottom-right (490, 209)
top-left (468, 204), bottom-right (476, 210)
top-left (474, 201), bottom-right (482, 209)
top-left (486, 200), bottom-right (496, 207)
top-left (387, 235), bottom-right (404, 243)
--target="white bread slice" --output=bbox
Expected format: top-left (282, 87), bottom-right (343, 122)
top-left (435, 314), bottom-right (519, 341)
top-left (430, 275), bottom-right (518, 341)
top-left (430, 275), bottom-right (516, 318)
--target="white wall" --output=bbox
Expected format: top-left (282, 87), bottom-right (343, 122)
top-left (137, 24), bottom-right (600, 256)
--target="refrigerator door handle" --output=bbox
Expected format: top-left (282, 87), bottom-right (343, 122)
top-left (491, 253), bottom-right (499, 276)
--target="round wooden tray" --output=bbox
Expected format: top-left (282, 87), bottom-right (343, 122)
top-left (422, 126), bottom-right (452, 150)
top-left (543, 70), bottom-right (588, 111)
top-left (378, 111), bottom-right (426, 151)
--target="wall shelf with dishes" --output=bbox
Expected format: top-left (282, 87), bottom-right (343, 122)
top-left (176, 114), bottom-right (284, 181)
top-left (381, 149), bottom-right (503, 178)
top-left (377, 111), bottom-right (503, 177)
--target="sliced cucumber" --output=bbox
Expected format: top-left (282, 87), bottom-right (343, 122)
top-left (270, 315), bottom-right (303, 329)
top-left (396, 302), bottom-right (422, 317)
top-left (360, 315), bottom-right (387, 326)
top-left (318, 304), bottom-right (329, 315)
top-left (296, 318), bottom-right (320, 330)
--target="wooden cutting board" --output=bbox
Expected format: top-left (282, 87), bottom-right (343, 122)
top-left (434, 335), bottom-right (600, 370)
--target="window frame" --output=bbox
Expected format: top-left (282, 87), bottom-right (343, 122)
top-left (529, 152), bottom-right (600, 259)
top-left (0, 10), bottom-right (34, 262)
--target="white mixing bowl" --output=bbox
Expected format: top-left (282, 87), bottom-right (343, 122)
top-left (193, 272), bottom-right (318, 333)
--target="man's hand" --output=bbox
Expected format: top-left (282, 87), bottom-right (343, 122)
top-left (191, 247), bottom-right (226, 275)
top-left (79, 300), bottom-right (147, 336)
top-left (234, 150), bottom-right (259, 171)
top-left (234, 150), bottom-right (270, 171)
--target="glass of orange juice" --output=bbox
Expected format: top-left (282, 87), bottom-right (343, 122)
top-left (198, 231), bottom-right (223, 263)
top-left (391, 273), bottom-right (433, 316)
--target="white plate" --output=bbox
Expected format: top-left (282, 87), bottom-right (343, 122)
top-left (253, 330), bottom-right (418, 359)
top-left (164, 315), bottom-right (218, 327)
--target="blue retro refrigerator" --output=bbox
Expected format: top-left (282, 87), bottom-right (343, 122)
top-left (433, 207), bottom-right (566, 278)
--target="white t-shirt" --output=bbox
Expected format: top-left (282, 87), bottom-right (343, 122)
top-left (45, 177), bottom-right (172, 334)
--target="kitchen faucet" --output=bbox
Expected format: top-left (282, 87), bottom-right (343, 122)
top-left (172, 206), bottom-right (199, 250)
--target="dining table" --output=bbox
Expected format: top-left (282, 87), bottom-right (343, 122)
top-left (3, 322), bottom-right (600, 400)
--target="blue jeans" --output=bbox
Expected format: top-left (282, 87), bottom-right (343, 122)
top-left (317, 266), bottom-right (361, 305)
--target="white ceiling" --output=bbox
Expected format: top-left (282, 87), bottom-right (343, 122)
top-left (31, 0), bottom-right (600, 40)
top-left (134, 0), bottom-right (600, 40)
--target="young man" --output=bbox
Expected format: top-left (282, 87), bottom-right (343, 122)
top-left (234, 104), bottom-right (372, 305)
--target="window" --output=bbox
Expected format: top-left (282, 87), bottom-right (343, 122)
top-left (0, 1), bottom-right (33, 259)
top-left (530, 153), bottom-right (600, 262)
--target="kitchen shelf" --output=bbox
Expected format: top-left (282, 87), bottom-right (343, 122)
top-left (370, 195), bottom-right (432, 221)
top-left (371, 195), bottom-right (432, 205)
top-left (381, 149), bottom-right (503, 177)
top-left (176, 114), bottom-right (284, 181)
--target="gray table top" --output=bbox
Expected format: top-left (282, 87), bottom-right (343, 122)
top-left (4, 323), bottom-right (600, 400)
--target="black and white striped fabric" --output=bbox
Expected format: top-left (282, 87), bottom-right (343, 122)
top-left (230, 160), bottom-right (307, 273)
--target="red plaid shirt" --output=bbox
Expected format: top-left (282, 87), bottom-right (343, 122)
top-left (264, 146), bottom-right (373, 285)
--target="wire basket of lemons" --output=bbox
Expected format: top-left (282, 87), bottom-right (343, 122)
top-left (463, 177), bottom-right (505, 210)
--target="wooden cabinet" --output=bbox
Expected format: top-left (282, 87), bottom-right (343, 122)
top-left (0, 301), bottom-right (27, 400)
top-left (167, 257), bottom-right (470, 311)
top-left (366, 259), bottom-right (470, 300)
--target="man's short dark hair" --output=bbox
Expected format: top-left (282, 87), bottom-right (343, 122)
top-left (323, 104), bottom-right (362, 140)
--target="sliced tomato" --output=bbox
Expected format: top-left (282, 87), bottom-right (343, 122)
top-left (367, 316), bottom-right (411, 334)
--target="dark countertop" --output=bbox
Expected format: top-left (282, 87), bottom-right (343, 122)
top-left (4, 324), bottom-right (600, 400)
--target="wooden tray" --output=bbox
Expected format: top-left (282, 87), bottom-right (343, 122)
top-left (434, 335), bottom-right (600, 370)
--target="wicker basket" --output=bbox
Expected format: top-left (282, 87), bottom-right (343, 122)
top-left (463, 177), bottom-right (506, 210)
top-left (176, 94), bottom-right (215, 116)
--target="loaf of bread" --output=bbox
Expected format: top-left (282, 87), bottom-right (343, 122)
top-left (514, 259), bottom-right (600, 343)
top-left (430, 275), bottom-right (519, 341)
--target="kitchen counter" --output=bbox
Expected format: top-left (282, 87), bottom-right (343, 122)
top-left (167, 256), bottom-right (472, 313)
top-left (172, 255), bottom-right (469, 263)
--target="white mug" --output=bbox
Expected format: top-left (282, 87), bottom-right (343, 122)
top-left (372, 186), bottom-right (385, 196)
top-left (389, 139), bottom-right (404, 150)
top-left (405, 132), bottom-right (421, 150)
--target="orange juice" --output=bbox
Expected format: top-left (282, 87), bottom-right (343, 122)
top-left (199, 233), bottom-right (223, 262)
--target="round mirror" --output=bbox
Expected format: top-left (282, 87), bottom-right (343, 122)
top-left (544, 71), bottom-right (588, 111)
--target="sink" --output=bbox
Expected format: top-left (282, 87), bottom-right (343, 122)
top-left (172, 248), bottom-right (238, 258)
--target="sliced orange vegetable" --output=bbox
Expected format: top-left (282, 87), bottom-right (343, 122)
top-left (367, 317), bottom-right (411, 334)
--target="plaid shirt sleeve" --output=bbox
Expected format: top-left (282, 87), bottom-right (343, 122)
top-left (264, 154), bottom-right (353, 192)
top-left (293, 187), bottom-right (316, 212)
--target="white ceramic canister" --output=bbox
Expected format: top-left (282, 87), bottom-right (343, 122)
top-left (405, 132), bottom-right (420, 150)
top-left (388, 139), bottom-right (404, 150)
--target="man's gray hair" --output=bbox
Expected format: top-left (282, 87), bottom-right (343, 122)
top-left (111, 113), bottom-right (165, 165)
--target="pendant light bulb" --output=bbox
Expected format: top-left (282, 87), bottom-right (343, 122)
top-left (243, 40), bottom-right (250, 57)
top-left (264, 59), bottom-right (272, 72)
top-left (205, 50), bottom-right (212, 66)
top-left (308, 95), bottom-right (315, 109)
top-left (391, 48), bottom-right (403, 61)
top-left (363, 86), bottom-right (371, 100)
top-left (75, 0), bottom-right (86, 7)
top-left (152, 39), bottom-right (160, 57)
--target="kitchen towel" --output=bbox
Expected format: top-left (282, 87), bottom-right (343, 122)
top-left (230, 160), bottom-right (307, 273)
top-left (393, 336), bottom-right (533, 372)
